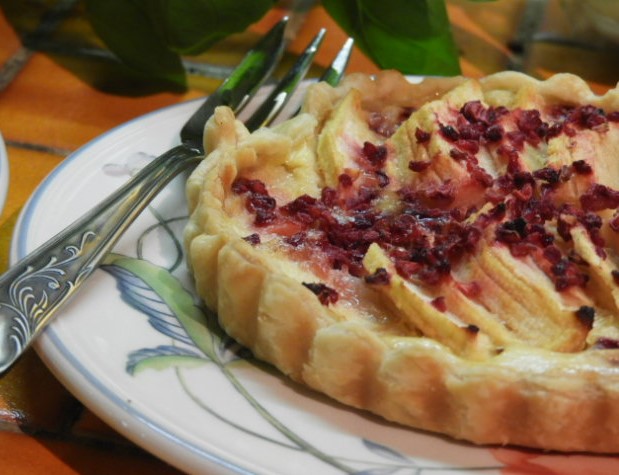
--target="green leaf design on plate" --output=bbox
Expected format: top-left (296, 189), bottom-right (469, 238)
top-left (102, 253), bottom-right (217, 361)
top-left (127, 345), bottom-right (206, 375)
top-left (130, 354), bottom-right (207, 375)
top-left (322, 0), bottom-right (461, 75)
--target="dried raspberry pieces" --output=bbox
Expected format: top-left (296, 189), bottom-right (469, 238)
top-left (231, 96), bottom-right (619, 318)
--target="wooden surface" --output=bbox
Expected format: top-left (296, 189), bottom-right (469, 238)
top-left (0, 1), bottom-right (617, 473)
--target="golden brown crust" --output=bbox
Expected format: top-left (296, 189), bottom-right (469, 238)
top-left (185, 71), bottom-right (619, 453)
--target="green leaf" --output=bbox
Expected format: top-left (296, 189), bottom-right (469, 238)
top-left (322, 0), bottom-right (461, 76)
top-left (82, 0), bottom-right (186, 87)
top-left (144, 0), bottom-right (277, 55)
top-left (83, 0), bottom-right (275, 87)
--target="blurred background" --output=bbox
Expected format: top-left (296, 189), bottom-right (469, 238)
top-left (1, 0), bottom-right (618, 96)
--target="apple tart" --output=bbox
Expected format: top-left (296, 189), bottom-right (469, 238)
top-left (184, 70), bottom-right (619, 453)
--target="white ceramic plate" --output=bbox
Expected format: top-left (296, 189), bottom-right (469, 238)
top-left (11, 98), bottom-right (619, 475)
top-left (0, 131), bottom-right (9, 215)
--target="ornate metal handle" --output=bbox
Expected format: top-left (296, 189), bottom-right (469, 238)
top-left (0, 144), bottom-right (202, 372)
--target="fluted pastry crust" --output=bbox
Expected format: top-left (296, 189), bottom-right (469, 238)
top-left (185, 71), bottom-right (619, 453)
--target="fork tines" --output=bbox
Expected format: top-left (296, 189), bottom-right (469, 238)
top-left (243, 30), bottom-right (354, 132)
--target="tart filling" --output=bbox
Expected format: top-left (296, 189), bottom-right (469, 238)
top-left (185, 71), bottom-right (619, 453)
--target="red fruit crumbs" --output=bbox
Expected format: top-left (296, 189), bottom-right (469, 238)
top-left (595, 337), bottom-right (619, 349)
top-left (232, 177), bottom-right (277, 226)
top-left (431, 296), bottom-right (447, 312)
top-left (415, 128), bottom-right (431, 143)
top-left (580, 184), bottom-right (619, 211)
top-left (243, 233), bottom-right (261, 245)
top-left (484, 124), bottom-right (504, 142)
top-left (302, 282), bottom-right (339, 305)
top-left (575, 305), bottom-right (595, 329)
top-left (449, 148), bottom-right (471, 161)
top-left (460, 100), bottom-right (487, 123)
top-left (338, 173), bottom-right (353, 188)
top-left (456, 281), bottom-right (481, 298)
top-left (515, 109), bottom-right (547, 146)
top-left (284, 232), bottom-right (306, 247)
top-left (533, 167), bottom-right (561, 185)
top-left (439, 124), bottom-right (460, 142)
top-left (409, 160), bottom-right (432, 172)
top-left (573, 105), bottom-right (608, 130)
top-left (229, 98), bottom-right (619, 298)
top-left (572, 160), bottom-right (593, 175)
top-left (362, 142), bottom-right (388, 168)
top-left (364, 267), bottom-right (391, 285)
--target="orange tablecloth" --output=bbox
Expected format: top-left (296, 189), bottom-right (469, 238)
top-left (0, 1), bottom-right (617, 473)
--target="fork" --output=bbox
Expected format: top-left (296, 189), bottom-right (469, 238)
top-left (0, 19), bottom-right (353, 374)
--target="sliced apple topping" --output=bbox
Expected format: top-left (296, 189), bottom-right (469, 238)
top-left (316, 89), bottom-right (382, 187)
top-left (226, 75), bottom-right (619, 360)
top-left (571, 226), bottom-right (619, 314)
top-left (362, 243), bottom-right (494, 360)
top-left (465, 241), bottom-right (591, 352)
top-left (389, 80), bottom-right (496, 210)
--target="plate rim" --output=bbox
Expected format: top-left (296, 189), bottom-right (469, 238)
top-left (9, 98), bottom-right (254, 475)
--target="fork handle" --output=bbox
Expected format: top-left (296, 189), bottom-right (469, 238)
top-left (0, 143), bottom-right (202, 372)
